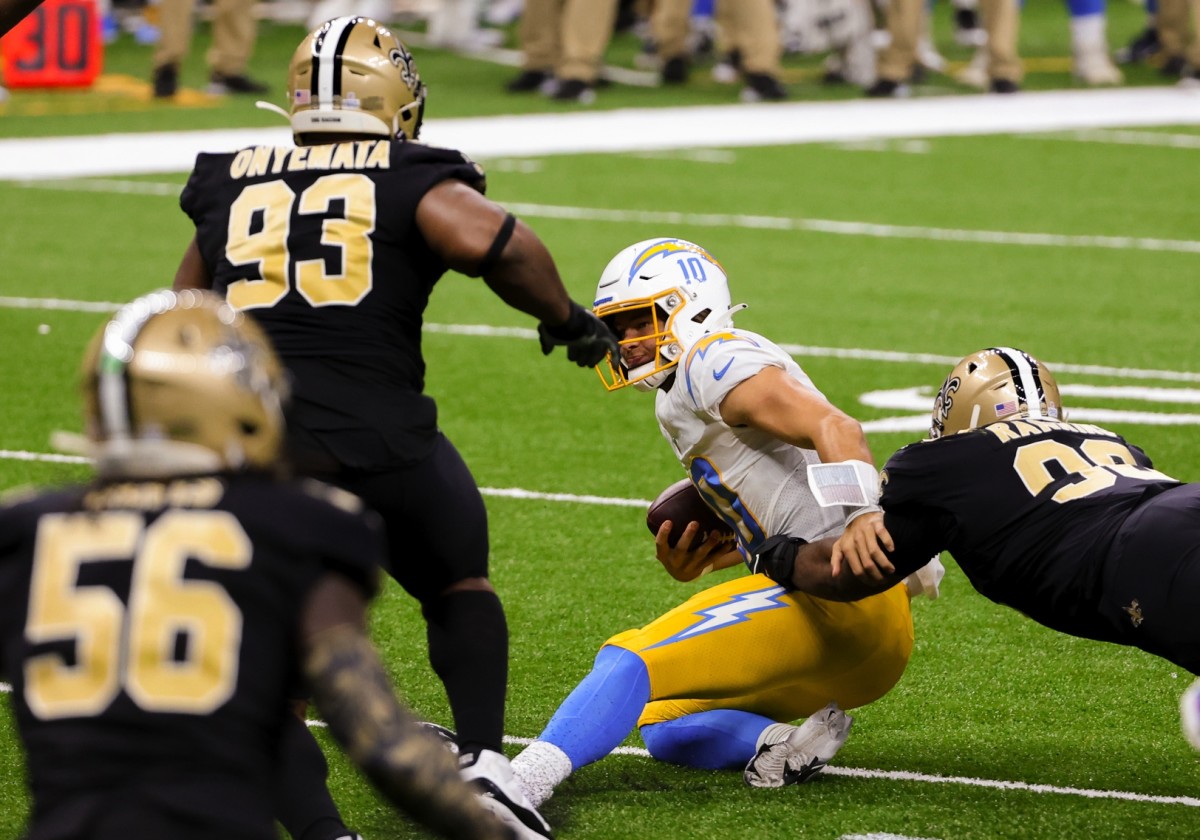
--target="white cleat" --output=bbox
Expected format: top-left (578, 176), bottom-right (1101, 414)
top-left (743, 702), bottom-right (854, 788)
top-left (461, 749), bottom-right (554, 839)
top-left (1073, 49), bottom-right (1124, 85)
top-left (1181, 679), bottom-right (1200, 751)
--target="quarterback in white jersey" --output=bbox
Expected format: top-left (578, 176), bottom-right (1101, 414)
top-left (657, 327), bottom-right (846, 555)
top-left (510, 239), bottom-right (931, 814)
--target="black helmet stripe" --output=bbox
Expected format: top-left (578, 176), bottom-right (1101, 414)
top-left (992, 346), bottom-right (1045, 418)
top-left (311, 16), bottom-right (359, 108)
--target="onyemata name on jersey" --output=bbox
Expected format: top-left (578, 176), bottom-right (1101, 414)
top-left (655, 328), bottom-right (845, 555)
top-left (180, 139), bottom-right (486, 468)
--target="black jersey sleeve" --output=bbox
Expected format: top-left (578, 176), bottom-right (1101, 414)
top-left (179, 152), bottom-right (226, 226)
top-left (402, 143), bottom-right (487, 196)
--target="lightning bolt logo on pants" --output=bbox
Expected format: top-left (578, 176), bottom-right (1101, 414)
top-left (645, 585), bottom-right (789, 650)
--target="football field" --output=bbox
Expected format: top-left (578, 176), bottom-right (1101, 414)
top-left (2, 24), bottom-right (1200, 839)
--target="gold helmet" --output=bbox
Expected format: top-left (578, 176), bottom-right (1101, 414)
top-left (286, 16), bottom-right (426, 141)
top-left (80, 289), bottom-right (288, 478)
top-left (930, 347), bottom-right (1063, 439)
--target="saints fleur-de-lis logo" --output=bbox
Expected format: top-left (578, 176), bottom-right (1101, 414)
top-left (1123, 599), bottom-right (1144, 628)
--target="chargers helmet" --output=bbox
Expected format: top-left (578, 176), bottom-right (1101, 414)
top-left (284, 16), bottom-right (426, 141)
top-left (81, 289), bottom-right (288, 478)
top-left (592, 238), bottom-right (741, 391)
top-left (930, 347), bottom-right (1063, 439)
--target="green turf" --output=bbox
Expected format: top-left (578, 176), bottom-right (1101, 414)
top-left (2, 10), bottom-right (1200, 838)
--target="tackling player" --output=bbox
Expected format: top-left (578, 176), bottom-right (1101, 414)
top-left (0, 290), bottom-right (511, 840)
top-left (172, 17), bottom-right (618, 839)
top-left (752, 347), bottom-right (1200, 745)
top-left (509, 238), bottom-right (940, 806)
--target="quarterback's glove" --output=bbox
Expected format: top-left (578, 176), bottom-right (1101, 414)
top-left (537, 302), bottom-right (620, 368)
top-left (748, 535), bottom-right (806, 590)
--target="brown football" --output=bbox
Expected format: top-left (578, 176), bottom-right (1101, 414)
top-left (646, 478), bottom-right (736, 549)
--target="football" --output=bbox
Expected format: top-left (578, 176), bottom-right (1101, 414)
top-left (646, 478), bottom-right (736, 549)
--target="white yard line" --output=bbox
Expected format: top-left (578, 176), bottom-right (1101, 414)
top-left (5, 297), bottom-right (1198, 384)
top-left (2, 87), bottom-right (1199, 180)
top-left (1036, 128), bottom-right (1200, 149)
top-left (12, 180), bottom-right (1200, 255)
top-left (0, 682), bottom-right (1186, 810)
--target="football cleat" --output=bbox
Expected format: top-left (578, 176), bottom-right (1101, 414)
top-left (461, 749), bottom-right (554, 839)
top-left (420, 721), bottom-right (461, 756)
top-left (1182, 679), bottom-right (1200, 751)
top-left (744, 702), bottom-right (854, 788)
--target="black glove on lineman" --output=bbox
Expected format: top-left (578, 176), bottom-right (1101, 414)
top-left (748, 535), bottom-right (806, 590)
top-left (537, 301), bottom-right (620, 368)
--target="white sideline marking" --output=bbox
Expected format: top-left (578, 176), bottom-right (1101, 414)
top-left (2, 88), bottom-right (1200, 180)
top-left (13, 177), bottom-right (1200, 255)
top-left (1038, 128), bottom-right (1200, 149)
top-left (842, 834), bottom-right (942, 840)
top-left (0, 689), bottom-right (1181, 809)
top-left (500, 734), bottom-right (1200, 808)
top-left (502, 202), bottom-right (1200, 255)
top-left (4, 297), bottom-right (1196, 385)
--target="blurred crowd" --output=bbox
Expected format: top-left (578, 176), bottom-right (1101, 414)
top-left (89, 0), bottom-right (1200, 101)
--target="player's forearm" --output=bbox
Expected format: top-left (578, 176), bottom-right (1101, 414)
top-left (304, 625), bottom-right (509, 840)
top-left (811, 412), bottom-right (876, 467)
top-left (480, 222), bottom-right (573, 325)
top-left (755, 536), bottom-right (892, 601)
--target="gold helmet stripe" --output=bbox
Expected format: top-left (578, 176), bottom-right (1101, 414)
top-left (312, 16), bottom-right (359, 111)
top-left (992, 346), bottom-right (1045, 419)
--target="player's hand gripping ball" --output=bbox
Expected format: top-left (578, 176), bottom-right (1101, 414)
top-left (646, 479), bottom-right (736, 548)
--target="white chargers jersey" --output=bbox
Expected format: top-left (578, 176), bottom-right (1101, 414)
top-left (654, 328), bottom-right (846, 554)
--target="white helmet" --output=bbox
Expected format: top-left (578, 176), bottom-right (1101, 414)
top-left (592, 238), bottom-right (741, 391)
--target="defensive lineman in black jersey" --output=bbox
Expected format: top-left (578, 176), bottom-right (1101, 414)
top-left (754, 347), bottom-right (1200, 678)
top-left (0, 291), bottom-right (510, 840)
top-left (173, 17), bottom-right (616, 840)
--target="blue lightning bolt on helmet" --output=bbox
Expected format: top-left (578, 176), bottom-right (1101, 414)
top-left (592, 238), bottom-right (743, 392)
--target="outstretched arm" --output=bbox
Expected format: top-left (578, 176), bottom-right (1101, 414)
top-left (301, 574), bottom-right (511, 840)
top-left (416, 180), bottom-right (617, 367)
top-left (751, 535), bottom-right (904, 602)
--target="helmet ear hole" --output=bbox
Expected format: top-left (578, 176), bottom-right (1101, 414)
top-left (691, 308), bottom-right (711, 325)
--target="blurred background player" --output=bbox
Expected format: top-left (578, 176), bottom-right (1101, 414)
top-left (753, 347), bottom-right (1200, 747)
top-left (151, 0), bottom-right (269, 98)
top-left (505, 0), bottom-right (621, 103)
top-left (173, 16), bottom-right (618, 839)
top-left (510, 238), bottom-right (938, 808)
top-left (0, 289), bottom-right (512, 840)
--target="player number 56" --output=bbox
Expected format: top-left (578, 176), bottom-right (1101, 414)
top-left (24, 510), bottom-right (249, 720)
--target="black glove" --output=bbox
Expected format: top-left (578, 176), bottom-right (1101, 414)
top-left (748, 535), bottom-right (806, 590)
top-left (537, 301), bottom-right (620, 368)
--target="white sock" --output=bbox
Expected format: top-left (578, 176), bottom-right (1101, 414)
top-left (510, 740), bottom-right (573, 807)
top-left (1070, 13), bottom-right (1107, 54)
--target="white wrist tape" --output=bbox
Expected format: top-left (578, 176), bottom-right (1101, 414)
top-left (806, 460), bottom-right (881, 509)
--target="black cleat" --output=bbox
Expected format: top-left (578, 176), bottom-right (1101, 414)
top-left (152, 64), bottom-right (177, 98)
top-left (506, 69), bottom-right (553, 93)
top-left (209, 72), bottom-right (269, 95)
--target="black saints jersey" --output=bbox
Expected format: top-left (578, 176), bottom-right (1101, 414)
top-left (0, 473), bottom-right (381, 836)
top-left (879, 418), bottom-right (1180, 643)
top-left (180, 140), bottom-right (486, 469)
